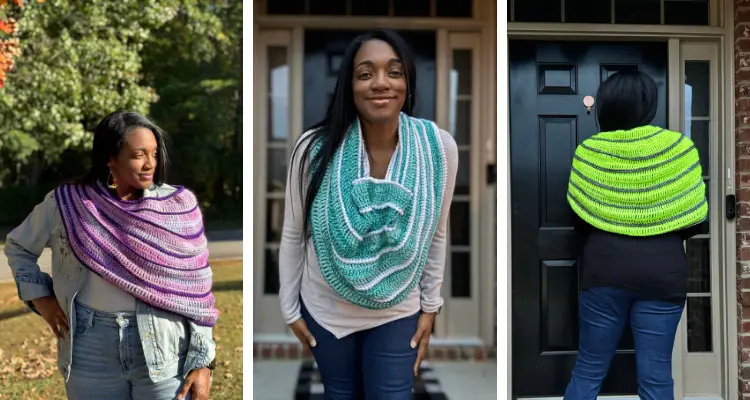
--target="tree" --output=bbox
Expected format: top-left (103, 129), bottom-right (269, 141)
top-left (141, 0), bottom-right (242, 217)
top-left (0, 0), bottom-right (243, 230)
top-left (0, 0), bottom-right (22, 90)
top-left (0, 0), bottom-right (183, 186)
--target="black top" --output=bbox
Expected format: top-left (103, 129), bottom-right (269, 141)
top-left (572, 211), bottom-right (701, 303)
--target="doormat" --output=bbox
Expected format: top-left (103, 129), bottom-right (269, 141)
top-left (294, 359), bottom-right (449, 400)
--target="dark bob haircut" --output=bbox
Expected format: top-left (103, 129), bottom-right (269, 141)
top-left (79, 110), bottom-right (169, 187)
top-left (596, 70), bottom-right (659, 132)
top-left (292, 28), bottom-right (417, 241)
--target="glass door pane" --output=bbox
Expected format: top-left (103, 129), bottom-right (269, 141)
top-left (264, 46), bottom-right (290, 296)
top-left (684, 59), bottom-right (712, 353)
top-left (450, 48), bottom-right (473, 299)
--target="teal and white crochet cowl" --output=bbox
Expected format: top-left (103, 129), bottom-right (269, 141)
top-left (310, 112), bottom-right (447, 310)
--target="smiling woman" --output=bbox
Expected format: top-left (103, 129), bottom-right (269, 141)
top-left (79, 112), bottom-right (170, 197)
top-left (3, 111), bottom-right (218, 400)
top-left (277, 28), bottom-right (459, 399)
top-left (109, 127), bottom-right (158, 189)
top-left (352, 39), bottom-right (411, 121)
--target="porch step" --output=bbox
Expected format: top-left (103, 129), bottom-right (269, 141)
top-left (294, 360), bottom-right (449, 400)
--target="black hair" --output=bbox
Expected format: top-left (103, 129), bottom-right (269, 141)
top-left (595, 70), bottom-right (659, 132)
top-left (291, 28), bottom-right (417, 241)
top-left (78, 110), bottom-right (169, 187)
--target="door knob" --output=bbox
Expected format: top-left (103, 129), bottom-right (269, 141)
top-left (583, 95), bottom-right (595, 114)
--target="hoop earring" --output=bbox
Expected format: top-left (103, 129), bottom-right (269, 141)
top-left (107, 171), bottom-right (118, 189)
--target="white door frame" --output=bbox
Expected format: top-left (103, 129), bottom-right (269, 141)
top-left (505, 0), bottom-right (736, 396)
top-left (253, 28), bottom-right (298, 335)
top-left (677, 40), bottom-right (724, 397)
top-left (433, 30), bottom-right (485, 340)
top-left (253, 0), bottom-right (498, 347)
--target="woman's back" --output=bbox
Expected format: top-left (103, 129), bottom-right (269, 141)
top-left (562, 69), bottom-right (705, 400)
top-left (568, 124), bottom-right (706, 303)
top-left (574, 215), bottom-right (700, 302)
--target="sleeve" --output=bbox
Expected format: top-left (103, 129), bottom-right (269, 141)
top-left (278, 134), bottom-right (313, 325)
top-left (184, 321), bottom-right (216, 376)
top-left (419, 130), bottom-right (459, 313)
top-left (4, 191), bottom-right (56, 314)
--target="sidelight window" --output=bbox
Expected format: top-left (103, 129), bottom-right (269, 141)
top-left (684, 59), bottom-right (713, 353)
top-left (263, 46), bottom-right (291, 295)
top-left (436, 32), bottom-right (483, 338)
top-left (449, 48), bottom-right (473, 299)
top-left (676, 40), bottom-right (723, 397)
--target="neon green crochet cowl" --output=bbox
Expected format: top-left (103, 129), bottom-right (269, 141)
top-left (567, 125), bottom-right (707, 237)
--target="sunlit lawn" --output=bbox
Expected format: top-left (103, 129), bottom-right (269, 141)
top-left (0, 260), bottom-right (243, 400)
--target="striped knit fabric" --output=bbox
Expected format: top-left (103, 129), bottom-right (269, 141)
top-left (309, 113), bottom-right (447, 309)
top-left (55, 182), bottom-right (218, 326)
top-left (567, 125), bottom-right (708, 237)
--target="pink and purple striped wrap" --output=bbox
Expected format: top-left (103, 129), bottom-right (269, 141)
top-left (54, 182), bottom-right (219, 326)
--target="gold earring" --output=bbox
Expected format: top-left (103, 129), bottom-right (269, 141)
top-left (107, 170), bottom-right (118, 189)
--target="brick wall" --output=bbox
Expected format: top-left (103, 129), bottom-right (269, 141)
top-left (738, 0), bottom-right (750, 397)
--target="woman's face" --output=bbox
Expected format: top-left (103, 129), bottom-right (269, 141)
top-left (352, 39), bottom-right (407, 125)
top-left (108, 127), bottom-right (158, 191)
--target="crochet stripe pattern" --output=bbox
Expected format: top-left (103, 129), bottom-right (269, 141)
top-left (309, 113), bottom-right (447, 309)
top-left (54, 182), bottom-right (219, 326)
top-left (567, 125), bottom-right (708, 237)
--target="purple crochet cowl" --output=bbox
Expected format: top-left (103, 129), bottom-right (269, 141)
top-left (54, 182), bottom-right (219, 327)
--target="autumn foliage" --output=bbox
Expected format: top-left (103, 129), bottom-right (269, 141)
top-left (0, 0), bottom-right (22, 89)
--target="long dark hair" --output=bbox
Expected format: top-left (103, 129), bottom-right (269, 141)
top-left (596, 70), bottom-right (658, 132)
top-left (78, 110), bottom-right (170, 187)
top-left (291, 28), bottom-right (417, 241)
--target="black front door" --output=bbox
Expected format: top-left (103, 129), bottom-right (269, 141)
top-left (509, 40), bottom-right (668, 397)
top-left (303, 30), bottom-right (436, 128)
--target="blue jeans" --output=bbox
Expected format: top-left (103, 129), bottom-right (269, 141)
top-left (564, 287), bottom-right (684, 400)
top-left (301, 303), bottom-right (419, 400)
top-left (65, 302), bottom-right (189, 400)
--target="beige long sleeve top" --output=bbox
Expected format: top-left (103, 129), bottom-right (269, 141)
top-left (278, 128), bottom-right (458, 339)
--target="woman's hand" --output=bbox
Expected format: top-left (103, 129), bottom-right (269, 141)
top-left (289, 318), bottom-right (317, 349)
top-left (410, 312), bottom-right (436, 376)
top-left (32, 295), bottom-right (69, 339)
top-left (177, 367), bottom-right (211, 400)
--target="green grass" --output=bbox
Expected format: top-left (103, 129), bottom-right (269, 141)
top-left (0, 260), bottom-right (244, 400)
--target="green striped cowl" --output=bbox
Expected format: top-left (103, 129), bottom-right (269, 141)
top-left (309, 112), bottom-right (447, 310)
top-left (567, 125), bottom-right (708, 237)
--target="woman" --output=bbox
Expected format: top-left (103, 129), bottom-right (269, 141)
top-left (4, 111), bottom-right (217, 400)
top-left (564, 71), bottom-right (707, 400)
top-left (278, 28), bottom-right (458, 399)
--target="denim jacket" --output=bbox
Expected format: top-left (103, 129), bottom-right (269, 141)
top-left (3, 184), bottom-right (216, 383)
